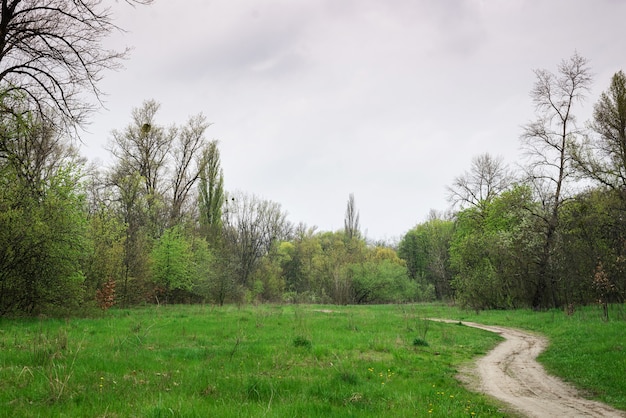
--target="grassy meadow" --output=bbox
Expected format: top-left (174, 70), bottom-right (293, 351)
top-left (0, 303), bottom-right (624, 417)
top-left (443, 303), bottom-right (626, 412)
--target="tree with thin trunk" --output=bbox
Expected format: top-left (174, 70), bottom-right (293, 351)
top-left (222, 191), bottom-right (292, 287)
top-left (447, 153), bottom-right (513, 212)
top-left (344, 193), bottom-right (360, 240)
top-left (108, 100), bottom-right (174, 236)
top-left (169, 114), bottom-right (210, 225)
top-left (521, 52), bottom-right (592, 309)
top-left (109, 100), bottom-right (172, 199)
top-left (198, 140), bottom-right (224, 246)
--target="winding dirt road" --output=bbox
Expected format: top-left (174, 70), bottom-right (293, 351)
top-left (440, 320), bottom-right (625, 417)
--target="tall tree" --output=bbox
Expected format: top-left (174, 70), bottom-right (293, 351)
top-left (0, 0), bottom-right (152, 131)
top-left (344, 193), bottom-right (360, 240)
top-left (109, 100), bottom-right (212, 233)
top-left (109, 100), bottom-right (172, 200)
top-left (520, 52), bottom-right (592, 309)
top-left (108, 100), bottom-right (173, 237)
top-left (169, 114), bottom-right (210, 225)
top-left (198, 140), bottom-right (224, 245)
top-left (109, 168), bottom-right (150, 306)
top-left (572, 70), bottom-right (626, 192)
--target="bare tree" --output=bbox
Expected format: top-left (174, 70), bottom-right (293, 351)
top-left (447, 153), bottom-right (513, 211)
top-left (0, 0), bottom-right (152, 131)
top-left (169, 114), bottom-right (210, 224)
top-left (109, 100), bottom-right (173, 197)
top-left (344, 193), bottom-right (360, 240)
top-left (521, 52), bottom-right (592, 309)
top-left (222, 191), bottom-right (292, 287)
top-left (108, 100), bottom-right (174, 234)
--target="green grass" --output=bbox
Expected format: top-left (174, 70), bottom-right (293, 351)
top-left (0, 304), bottom-right (507, 417)
top-left (422, 303), bottom-right (626, 411)
top-left (0, 303), bottom-right (623, 416)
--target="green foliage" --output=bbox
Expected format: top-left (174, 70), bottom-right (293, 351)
top-left (574, 70), bottom-right (626, 190)
top-left (398, 218), bottom-right (454, 300)
top-left (449, 185), bottom-right (539, 310)
top-left (251, 255), bottom-right (285, 303)
top-left (398, 228), bottom-right (428, 280)
top-left (350, 259), bottom-right (416, 304)
top-left (150, 227), bottom-right (194, 301)
top-left (0, 162), bottom-right (88, 315)
top-left (559, 189), bottom-right (626, 305)
top-left (280, 231), bottom-right (324, 295)
top-left (198, 140), bottom-right (224, 245)
top-left (316, 232), bottom-right (365, 304)
top-left (109, 170), bottom-right (152, 307)
top-left (84, 206), bottom-right (126, 305)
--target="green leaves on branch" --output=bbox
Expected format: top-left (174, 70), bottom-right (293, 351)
top-left (0, 161), bottom-right (88, 315)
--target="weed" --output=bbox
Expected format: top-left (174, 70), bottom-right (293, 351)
top-left (292, 306), bottom-right (310, 336)
top-left (293, 335), bottom-right (312, 349)
top-left (229, 335), bottom-right (241, 361)
top-left (337, 371), bottom-right (359, 385)
top-left (131, 321), bottom-right (142, 334)
top-left (417, 318), bottom-right (431, 341)
top-left (347, 313), bottom-right (359, 331)
top-left (413, 337), bottom-right (429, 347)
top-left (246, 377), bottom-right (275, 402)
top-left (45, 338), bottom-right (82, 403)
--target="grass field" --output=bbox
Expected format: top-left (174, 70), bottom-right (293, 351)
top-left (0, 303), bottom-right (623, 417)
top-left (436, 303), bottom-right (626, 412)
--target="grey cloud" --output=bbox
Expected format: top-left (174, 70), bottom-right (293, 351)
top-left (84, 0), bottom-right (626, 239)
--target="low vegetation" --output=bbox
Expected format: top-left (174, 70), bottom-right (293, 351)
top-left (1, 303), bottom-right (624, 416)
top-left (0, 304), bottom-right (505, 417)
top-left (443, 303), bottom-right (626, 411)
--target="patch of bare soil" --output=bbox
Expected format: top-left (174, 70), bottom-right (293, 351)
top-left (436, 319), bottom-right (625, 418)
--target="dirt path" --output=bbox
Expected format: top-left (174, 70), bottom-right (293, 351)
top-left (437, 320), bottom-right (625, 417)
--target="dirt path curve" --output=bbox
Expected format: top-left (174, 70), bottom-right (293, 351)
top-left (435, 319), bottom-right (625, 417)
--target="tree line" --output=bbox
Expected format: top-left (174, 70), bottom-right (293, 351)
top-left (402, 55), bottom-right (626, 313)
top-left (0, 3), bottom-right (624, 315)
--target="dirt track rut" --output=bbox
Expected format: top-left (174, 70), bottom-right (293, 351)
top-left (438, 320), bottom-right (625, 417)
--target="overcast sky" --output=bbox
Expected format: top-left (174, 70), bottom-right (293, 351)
top-left (81, 0), bottom-right (626, 242)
